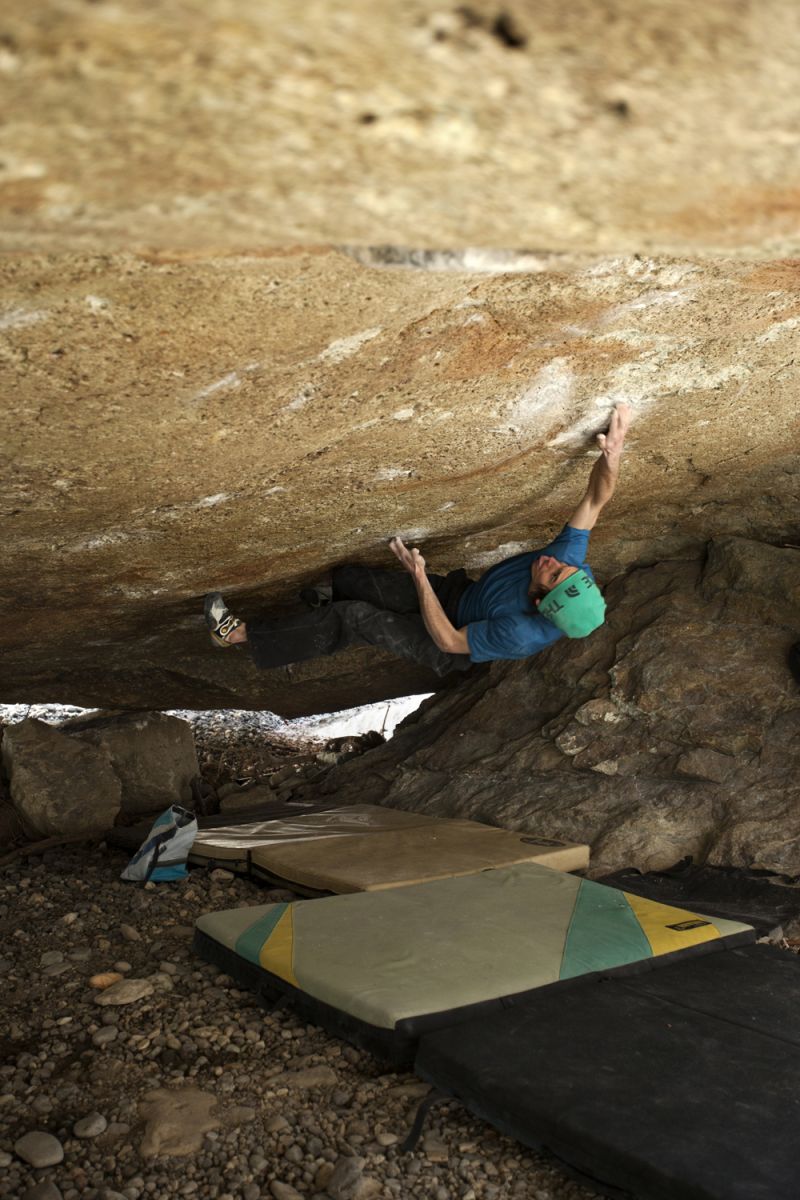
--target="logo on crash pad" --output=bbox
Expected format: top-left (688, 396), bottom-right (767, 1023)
top-left (666, 919), bottom-right (712, 931)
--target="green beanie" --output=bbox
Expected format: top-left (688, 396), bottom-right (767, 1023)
top-left (537, 569), bottom-right (606, 638)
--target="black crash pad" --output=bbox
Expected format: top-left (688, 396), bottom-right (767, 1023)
top-left (415, 944), bottom-right (800, 1200)
top-left (600, 860), bottom-right (800, 936)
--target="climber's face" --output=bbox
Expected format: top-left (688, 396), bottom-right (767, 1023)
top-left (529, 555), bottom-right (578, 604)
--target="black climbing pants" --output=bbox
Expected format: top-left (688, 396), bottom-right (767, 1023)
top-left (246, 564), bottom-right (474, 677)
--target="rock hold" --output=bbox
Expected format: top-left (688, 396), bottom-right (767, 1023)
top-left (270, 1183), bottom-right (305, 1200)
top-left (22, 1182), bottom-right (64, 1200)
top-left (138, 1087), bottom-right (221, 1158)
top-left (89, 972), bottom-right (124, 990)
top-left (326, 1156), bottom-right (366, 1200)
top-left (73, 1111), bottom-right (108, 1138)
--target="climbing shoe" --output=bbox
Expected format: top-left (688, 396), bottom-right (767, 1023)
top-left (299, 585), bottom-right (333, 610)
top-left (204, 592), bottom-right (242, 648)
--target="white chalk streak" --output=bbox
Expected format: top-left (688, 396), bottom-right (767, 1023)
top-left (755, 316), bottom-right (800, 344)
top-left (394, 528), bottom-right (430, 543)
top-left (467, 541), bottom-right (532, 571)
top-left (191, 372), bottom-right (241, 402)
top-left (71, 531), bottom-right (131, 552)
top-left (195, 493), bottom-right (231, 508)
top-left (548, 356), bottom-right (751, 448)
top-left (374, 467), bottom-right (413, 481)
top-left (502, 358), bottom-right (574, 433)
top-left (318, 327), bottom-right (382, 364)
top-left (0, 308), bottom-right (48, 331)
top-left (286, 384), bottom-right (315, 411)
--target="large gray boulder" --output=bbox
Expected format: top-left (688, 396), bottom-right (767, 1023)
top-left (1, 711), bottom-right (199, 836)
top-left (62, 711), bottom-right (198, 815)
top-left (2, 719), bottom-right (122, 837)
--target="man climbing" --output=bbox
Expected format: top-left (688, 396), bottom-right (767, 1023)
top-left (203, 403), bottom-right (631, 677)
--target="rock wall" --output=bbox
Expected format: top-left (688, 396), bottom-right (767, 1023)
top-left (3, 0), bottom-right (800, 713)
top-left (311, 538), bottom-right (800, 875)
top-left (2, 0), bottom-right (800, 257)
top-left (3, 250), bottom-right (799, 711)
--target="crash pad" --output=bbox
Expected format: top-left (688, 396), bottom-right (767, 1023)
top-left (414, 944), bottom-right (800, 1200)
top-left (193, 862), bottom-right (752, 1063)
top-left (177, 804), bottom-right (589, 887)
top-left (188, 804), bottom-right (441, 873)
top-left (106, 797), bottom-right (328, 853)
top-left (601, 859), bottom-right (800, 936)
top-left (245, 817), bottom-right (589, 891)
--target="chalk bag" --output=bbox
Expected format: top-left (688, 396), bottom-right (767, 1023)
top-left (120, 804), bottom-right (198, 883)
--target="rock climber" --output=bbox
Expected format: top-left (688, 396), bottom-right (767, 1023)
top-left (203, 403), bottom-right (631, 677)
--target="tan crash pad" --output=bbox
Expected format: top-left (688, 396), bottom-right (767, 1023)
top-left (250, 820), bottom-right (589, 892)
top-left (188, 805), bottom-right (442, 869)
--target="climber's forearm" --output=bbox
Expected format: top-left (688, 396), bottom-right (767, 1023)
top-left (414, 574), bottom-right (469, 655)
top-left (569, 403), bottom-right (631, 530)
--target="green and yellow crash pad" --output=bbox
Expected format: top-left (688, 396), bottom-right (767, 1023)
top-left (193, 861), bottom-right (753, 1062)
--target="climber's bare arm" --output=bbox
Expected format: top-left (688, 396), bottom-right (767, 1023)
top-left (569, 403), bottom-right (632, 531)
top-left (389, 537), bottom-right (470, 654)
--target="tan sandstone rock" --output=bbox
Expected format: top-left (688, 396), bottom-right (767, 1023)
top-left (2, 250), bottom-right (798, 713)
top-left (1, 0), bottom-right (799, 258)
top-left (138, 1087), bottom-right (221, 1157)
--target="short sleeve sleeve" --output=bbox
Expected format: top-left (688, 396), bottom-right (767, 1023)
top-left (465, 613), bottom-right (563, 663)
top-left (540, 523), bottom-right (591, 567)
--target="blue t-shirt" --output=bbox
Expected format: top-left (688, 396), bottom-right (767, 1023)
top-left (456, 524), bottom-right (593, 663)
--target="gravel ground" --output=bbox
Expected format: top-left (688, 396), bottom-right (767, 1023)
top-left (0, 844), bottom-right (600, 1200)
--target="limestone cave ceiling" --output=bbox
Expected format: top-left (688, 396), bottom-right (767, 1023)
top-left (1, 0), bottom-right (799, 713)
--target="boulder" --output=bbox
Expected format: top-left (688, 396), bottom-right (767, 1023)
top-left (138, 1087), bottom-right (220, 1157)
top-left (319, 538), bottom-right (800, 876)
top-left (61, 711), bottom-right (198, 815)
top-left (218, 784), bottom-right (277, 813)
top-left (1, 719), bottom-right (121, 837)
top-left (0, 800), bottom-right (25, 854)
top-left (1, 711), bottom-right (198, 834)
